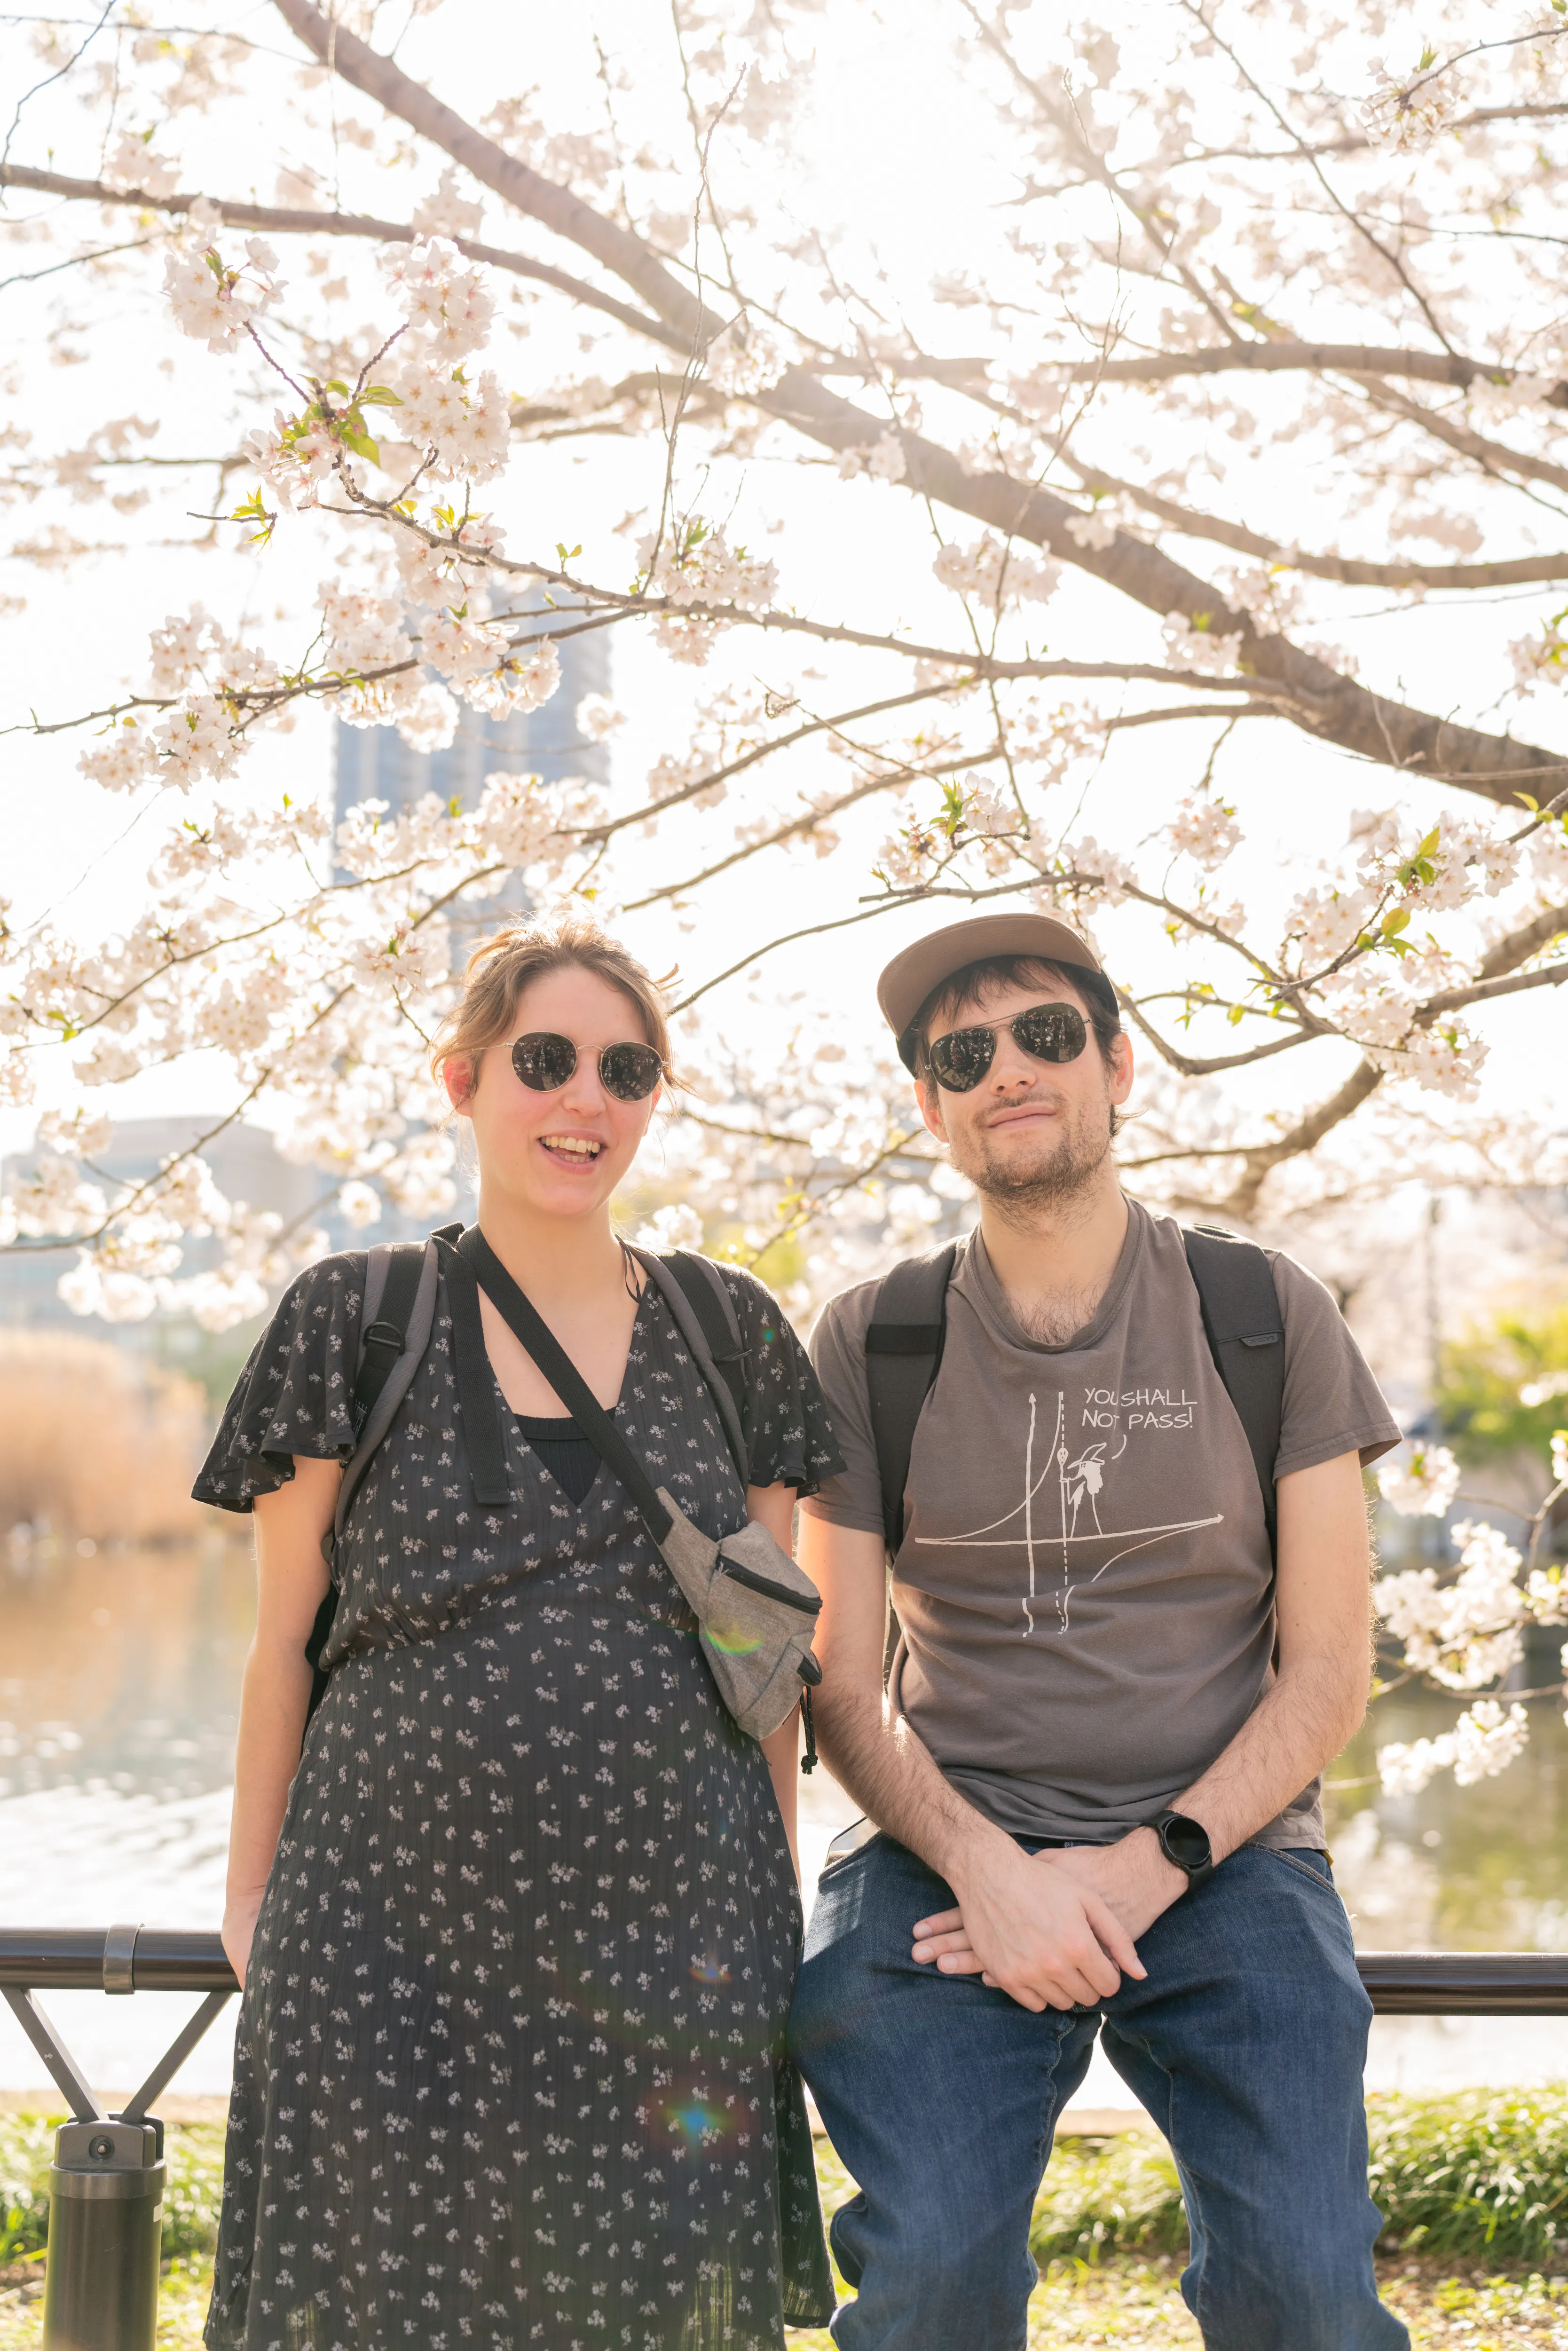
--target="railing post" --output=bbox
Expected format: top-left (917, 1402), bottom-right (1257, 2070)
top-left (43, 2117), bottom-right (165, 2351)
top-left (0, 1929), bottom-right (238, 2351)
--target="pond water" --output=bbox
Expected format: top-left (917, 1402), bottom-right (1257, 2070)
top-left (4, 1539), bottom-right (1567, 2106)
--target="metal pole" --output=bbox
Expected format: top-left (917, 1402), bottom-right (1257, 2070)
top-left (1, 1929), bottom-right (237, 2351)
top-left (42, 2119), bottom-right (164, 2351)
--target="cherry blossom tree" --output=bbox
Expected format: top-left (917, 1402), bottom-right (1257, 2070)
top-left (1371, 1430), bottom-right (1568, 1795)
top-left (1, 0), bottom-right (1566, 1355)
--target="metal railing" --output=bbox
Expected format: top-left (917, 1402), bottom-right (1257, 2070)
top-left (4, 1932), bottom-right (1568, 2349)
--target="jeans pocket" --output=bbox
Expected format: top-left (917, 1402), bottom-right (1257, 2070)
top-left (1266, 1845), bottom-right (1337, 1891)
top-left (820, 1815), bottom-right (881, 1877)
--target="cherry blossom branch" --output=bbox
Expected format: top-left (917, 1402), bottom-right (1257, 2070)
top-left (582, 679), bottom-right (977, 843)
top-left (1418, 958), bottom-right (1568, 1019)
top-left (1071, 458), bottom-right (1568, 592)
top-left (620, 749), bottom-right (1001, 912)
top-left (1382, 22), bottom-right (1568, 121)
top-left (0, 163), bottom-right (688, 352)
top-left (968, 341), bottom-right (1568, 409)
top-left (1355, 376), bottom-right (1568, 503)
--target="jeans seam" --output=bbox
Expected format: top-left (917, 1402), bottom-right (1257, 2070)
top-left (1119, 2028), bottom-right (1209, 2336)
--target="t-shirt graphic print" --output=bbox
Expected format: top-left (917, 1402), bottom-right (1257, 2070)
top-left (805, 1202), bottom-right (1400, 1849)
top-left (920, 1377), bottom-right (1225, 1645)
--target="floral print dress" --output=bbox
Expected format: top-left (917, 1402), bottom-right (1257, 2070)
top-left (194, 1246), bottom-right (841, 2350)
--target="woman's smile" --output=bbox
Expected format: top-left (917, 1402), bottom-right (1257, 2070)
top-left (538, 1130), bottom-right (606, 1166)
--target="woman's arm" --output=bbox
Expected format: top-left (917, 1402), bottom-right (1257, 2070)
top-left (221, 1456), bottom-right (341, 1984)
top-left (748, 1481), bottom-right (803, 1882)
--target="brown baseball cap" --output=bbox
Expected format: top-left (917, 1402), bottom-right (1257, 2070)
top-left (877, 911), bottom-right (1106, 1071)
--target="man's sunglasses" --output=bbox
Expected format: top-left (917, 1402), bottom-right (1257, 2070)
top-left (926, 1002), bottom-right (1089, 1093)
top-left (511, 1032), bottom-right (665, 1102)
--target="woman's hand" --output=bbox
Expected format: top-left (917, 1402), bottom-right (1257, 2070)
top-left (221, 1892), bottom-right (263, 1988)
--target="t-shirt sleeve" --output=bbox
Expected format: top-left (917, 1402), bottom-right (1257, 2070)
top-left (1268, 1249), bottom-right (1402, 1481)
top-left (797, 1281), bottom-right (888, 1536)
top-left (714, 1265), bottom-right (845, 1496)
top-left (191, 1254), bottom-right (367, 1513)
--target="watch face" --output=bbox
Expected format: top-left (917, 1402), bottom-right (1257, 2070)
top-left (1162, 1814), bottom-right (1211, 1871)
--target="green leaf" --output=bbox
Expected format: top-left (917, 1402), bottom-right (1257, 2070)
top-left (1417, 826), bottom-right (1441, 858)
top-left (324, 379), bottom-right (351, 395)
top-left (556, 541), bottom-right (583, 564)
top-left (1227, 1003), bottom-right (1245, 1026)
top-left (359, 384), bottom-right (403, 407)
top-left (339, 427), bottom-right (380, 462)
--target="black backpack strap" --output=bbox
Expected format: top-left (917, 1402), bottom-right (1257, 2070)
top-left (435, 1235), bottom-right (514, 1511)
top-left (306, 1238), bottom-right (437, 1724)
top-left (865, 1243), bottom-right (960, 1555)
top-left (352, 1242), bottom-right (429, 1426)
top-left (667, 1251), bottom-right (750, 1432)
top-left (1182, 1224), bottom-right (1285, 1561)
top-left (631, 1247), bottom-right (750, 1489)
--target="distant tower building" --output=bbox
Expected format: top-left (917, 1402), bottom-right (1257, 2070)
top-left (334, 602), bottom-right (611, 950)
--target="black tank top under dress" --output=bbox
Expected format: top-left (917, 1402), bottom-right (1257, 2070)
top-left (192, 1247), bottom-right (843, 2349)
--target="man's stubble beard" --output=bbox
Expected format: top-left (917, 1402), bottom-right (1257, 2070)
top-left (949, 1090), bottom-right (1115, 1226)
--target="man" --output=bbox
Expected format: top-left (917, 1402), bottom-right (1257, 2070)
top-left (790, 911), bottom-right (1407, 2351)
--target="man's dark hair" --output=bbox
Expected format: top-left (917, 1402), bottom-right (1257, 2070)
top-left (908, 954), bottom-right (1123, 1078)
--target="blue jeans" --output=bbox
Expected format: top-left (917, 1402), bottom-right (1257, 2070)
top-left (789, 1831), bottom-right (1408, 2351)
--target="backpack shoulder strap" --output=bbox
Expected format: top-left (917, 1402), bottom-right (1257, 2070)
top-left (865, 1241), bottom-right (960, 1555)
top-left (306, 1239), bottom-right (438, 1722)
top-left (1182, 1224), bottom-right (1285, 1561)
top-left (350, 1244), bottom-right (413, 1420)
top-left (631, 1247), bottom-right (750, 1490)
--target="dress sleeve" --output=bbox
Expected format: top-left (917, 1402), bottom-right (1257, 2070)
top-left (191, 1253), bottom-right (367, 1513)
top-left (713, 1265), bottom-right (846, 1497)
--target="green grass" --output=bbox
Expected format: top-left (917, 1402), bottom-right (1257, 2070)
top-left (8, 2090), bottom-right (1568, 2346)
top-left (1367, 2089), bottom-right (1568, 2259)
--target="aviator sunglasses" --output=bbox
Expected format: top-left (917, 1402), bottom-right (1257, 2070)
top-left (511, 1032), bottom-right (665, 1102)
top-left (926, 1001), bottom-right (1089, 1092)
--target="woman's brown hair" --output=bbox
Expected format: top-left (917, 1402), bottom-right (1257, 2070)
top-left (430, 913), bottom-right (678, 1104)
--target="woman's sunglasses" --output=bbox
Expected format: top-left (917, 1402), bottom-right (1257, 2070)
top-left (511, 1032), bottom-right (665, 1103)
top-left (926, 1002), bottom-right (1089, 1093)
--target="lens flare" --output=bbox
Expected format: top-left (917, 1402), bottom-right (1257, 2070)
top-left (706, 1627), bottom-right (764, 1656)
top-left (664, 2096), bottom-right (729, 2146)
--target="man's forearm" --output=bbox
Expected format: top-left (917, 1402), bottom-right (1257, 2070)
top-left (1178, 1649), bottom-right (1367, 1863)
top-left (814, 1681), bottom-right (1009, 1888)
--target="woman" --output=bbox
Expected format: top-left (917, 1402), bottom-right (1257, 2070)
top-left (196, 914), bottom-right (842, 2349)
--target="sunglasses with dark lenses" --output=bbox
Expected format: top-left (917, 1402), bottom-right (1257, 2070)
top-left (926, 1002), bottom-right (1089, 1092)
top-left (511, 1032), bottom-right (665, 1103)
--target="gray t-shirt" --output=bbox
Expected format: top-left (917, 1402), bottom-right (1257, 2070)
top-left (803, 1201), bottom-right (1400, 1850)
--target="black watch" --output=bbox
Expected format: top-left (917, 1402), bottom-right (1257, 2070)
top-left (1143, 1809), bottom-right (1214, 1891)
